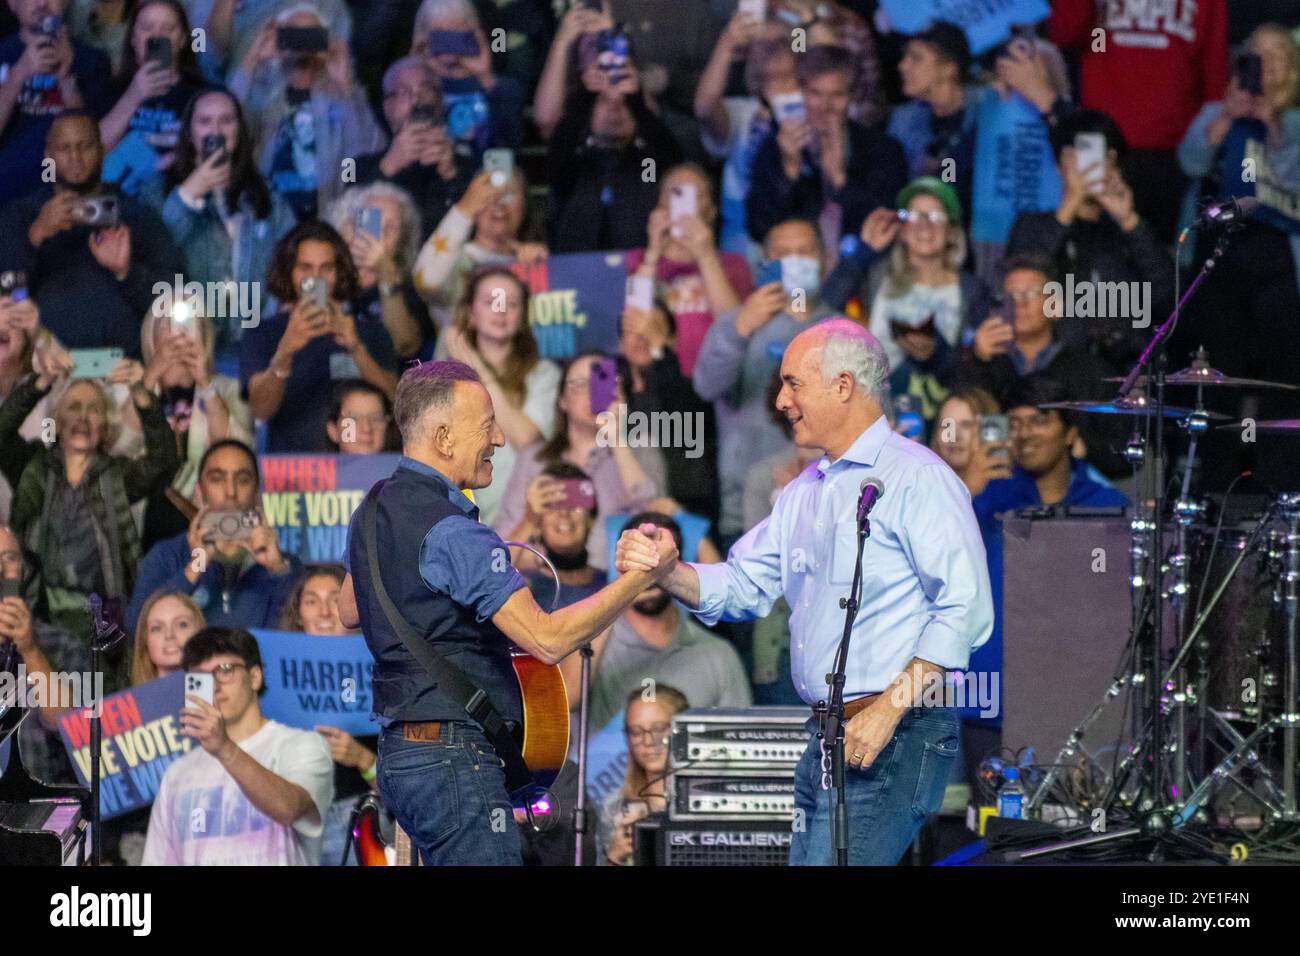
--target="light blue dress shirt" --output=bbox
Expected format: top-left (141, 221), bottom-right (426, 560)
top-left (691, 415), bottom-right (994, 706)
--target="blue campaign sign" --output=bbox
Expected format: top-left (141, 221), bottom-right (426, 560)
top-left (258, 453), bottom-right (400, 565)
top-left (56, 673), bottom-right (195, 821)
top-left (971, 89), bottom-right (1062, 244)
top-left (514, 251), bottom-right (627, 360)
top-left (880, 0), bottom-right (1050, 54)
top-left (252, 629), bottom-right (377, 737)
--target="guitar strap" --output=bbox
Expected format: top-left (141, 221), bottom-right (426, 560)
top-left (360, 488), bottom-right (532, 795)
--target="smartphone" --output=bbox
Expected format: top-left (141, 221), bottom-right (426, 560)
top-left (0, 270), bottom-right (25, 300)
top-left (0, 578), bottom-right (21, 601)
top-left (755, 259), bottom-right (783, 287)
top-left (549, 479), bottom-right (596, 512)
top-left (199, 508), bottom-right (261, 543)
top-left (979, 414), bottom-right (1009, 457)
top-left (1007, 22), bottom-right (1036, 56)
top-left (483, 148), bottom-right (514, 188)
top-left (596, 28), bottom-right (631, 78)
top-left (770, 91), bottom-right (806, 124)
top-left (1073, 132), bottom-right (1106, 195)
top-left (184, 671), bottom-right (214, 707)
top-left (300, 276), bottom-right (328, 310)
top-left (1235, 51), bottom-right (1264, 96)
top-left (76, 195), bottom-right (121, 228)
top-left (200, 132), bottom-right (226, 165)
top-left (168, 298), bottom-right (199, 337)
top-left (277, 25), bottom-right (329, 53)
top-left (37, 14), bottom-right (61, 36)
top-left (738, 0), bottom-right (767, 19)
top-left (407, 103), bottom-right (444, 128)
top-left (625, 274), bottom-right (653, 312)
top-left (428, 30), bottom-right (479, 58)
top-left (668, 182), bottom-right (697, 222)
top-left (589, 356), bottom-right (618, 414)
top-left (69, 347), bottom-right (124, 380)
top-left (893, 394), bottom-right (924, 440)
top-left (356, 206), bottom-right (383, 240)
top-left (145, 35), bottom-right (172, 69)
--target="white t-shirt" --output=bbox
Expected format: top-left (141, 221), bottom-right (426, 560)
top-left (141, 719), bottom-right (335, 866)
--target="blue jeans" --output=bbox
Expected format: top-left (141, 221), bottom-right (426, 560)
top-left (377, 722), bottom-right (522, 866)
top-left (789, 707), bottom-right (958, 866)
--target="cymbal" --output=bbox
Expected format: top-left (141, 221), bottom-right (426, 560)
top-left (1104, 369), bottom-right (1298, 390)
top-left (1216, 419), bottom-right (1300, 433)
top-left (1040, 400), bottom-right (1229, 419)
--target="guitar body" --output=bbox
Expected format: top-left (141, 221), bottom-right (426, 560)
top-left (355, 652), bottom-right (569, 864)
top-left (511, 650), bottom-right (570, 801)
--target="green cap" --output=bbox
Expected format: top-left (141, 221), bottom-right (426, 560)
top-left (895, 177), bottom-right (962, 225)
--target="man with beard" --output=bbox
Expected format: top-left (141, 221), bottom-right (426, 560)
top-left (584, 510), bottom-right (750, 737)
top-left (0, 110), bottom-right (181, 356)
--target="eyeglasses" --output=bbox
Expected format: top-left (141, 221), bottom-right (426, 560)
top-left (564, 378), bottom-right (590, 392)
top-left (897, 209), bottom-right (949, 226)
top-left (625, 723), bottom-right (671, 744)
top-left (196, 662), bottom-right (249, 684)
top-left (1004, 288), bottom-right (1045, 303)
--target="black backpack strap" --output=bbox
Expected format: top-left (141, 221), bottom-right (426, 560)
top-left (360, 489), bottom-right (532, 794)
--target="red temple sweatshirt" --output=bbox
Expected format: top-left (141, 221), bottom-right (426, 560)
top-left (1049, 0), bottom-right (1228, 151)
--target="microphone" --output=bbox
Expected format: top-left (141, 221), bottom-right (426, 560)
top-left (1198, 196), bottom-right (1257, 227)
top-left (857, 477), bottom-right (885, 524)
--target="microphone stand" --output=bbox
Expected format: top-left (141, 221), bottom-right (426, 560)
top-left (815, 489), bottom-right (875, 866)
top-left (505, 541), bottom-right (592, 865)
top-left (88, 596), bottom-right (127, 867)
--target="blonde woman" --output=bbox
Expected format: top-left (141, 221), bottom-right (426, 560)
top-left (328, 181), bottom-right (431, 360)
top-left (599, 684), bottom-right (690, 866)
top-left (0, 356), bottom-right (180, 649)
top-left (119, 296), bottom-right (253, 545)
top-left (130, 589), bottom-right (205, 685)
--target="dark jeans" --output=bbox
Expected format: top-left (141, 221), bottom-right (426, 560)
top-left (790, 707), bottom-right (959, 866)
top-left (377, 722), bottom-right (522, 866)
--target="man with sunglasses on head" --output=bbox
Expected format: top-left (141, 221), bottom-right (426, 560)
top-left (141, 626), bottom-right (334, 865)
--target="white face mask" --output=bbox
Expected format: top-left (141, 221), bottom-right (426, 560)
top-left (780, 255), bottom-right (821, 300)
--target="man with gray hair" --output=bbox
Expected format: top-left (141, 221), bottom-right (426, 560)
top-left (354, 56), bottom-right (471, 237)
top-left (339, 360), bottom-right (677, 866)
top-left (619, 319), bottom-right (993, 865)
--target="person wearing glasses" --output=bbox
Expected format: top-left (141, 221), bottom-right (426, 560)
top-left (353, 57), bottom-right (471, 239)
top-left (598, 683), bottom-right (689, 867)
top-left (824, 178), bottom-right (993, 438)
top-left (953, 253), bottom-right (1126, 479)
top-left (141, 626), bottom-right (335, 865)
top-left (325, 379), bottom-right (396, 454)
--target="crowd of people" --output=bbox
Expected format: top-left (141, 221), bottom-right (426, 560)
top-left (0, 0), bottom-right (1298, 866)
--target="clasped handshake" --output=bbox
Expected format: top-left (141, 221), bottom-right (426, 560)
top-left (614, 522), bottom-right (680, 584)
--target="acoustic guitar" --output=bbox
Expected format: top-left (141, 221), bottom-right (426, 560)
top-left (353, 650), bottom-right (569, 865)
